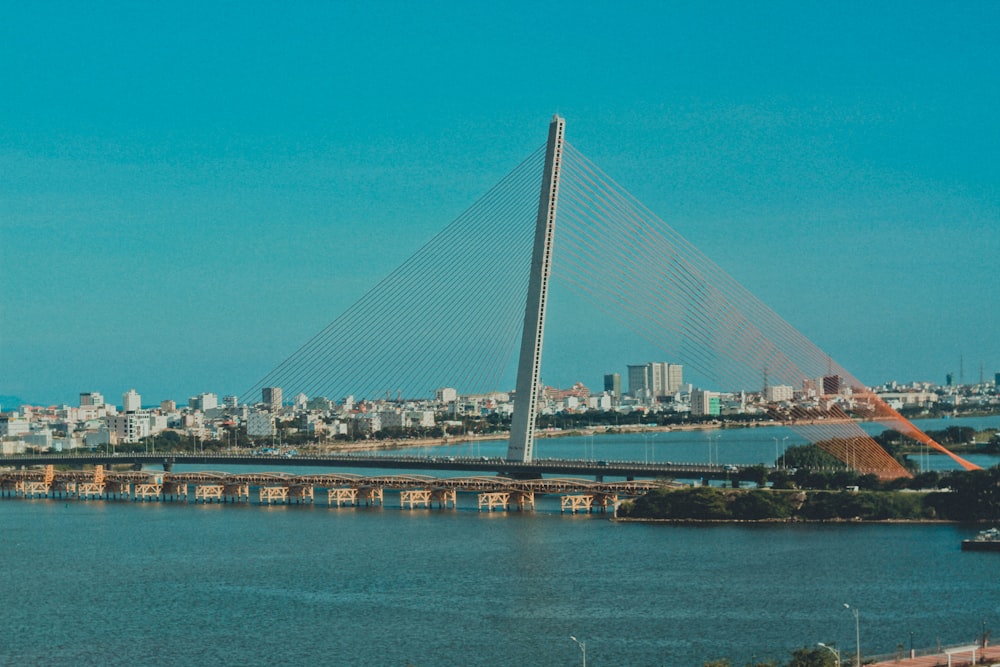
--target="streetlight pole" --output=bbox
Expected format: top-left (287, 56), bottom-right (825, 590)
top-left (844, 603), bottom-right (860, 667)
top-left (782, 436), bottom-right (788, 468)
top-left (817, 642), bottom-right (840, 665)
top-left (773, 437), bottom-right (778, 467)
top-left (570, 636), bottom-right (586, 667)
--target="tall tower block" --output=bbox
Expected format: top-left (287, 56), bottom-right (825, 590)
top-left (507, 114), bottom-right (565, 462)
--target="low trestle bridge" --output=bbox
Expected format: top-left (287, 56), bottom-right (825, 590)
top-left (0, 465), bottom-right (673, 513)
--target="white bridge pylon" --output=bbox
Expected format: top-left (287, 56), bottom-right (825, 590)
top-left (507, 114), bottom-right (565, 464)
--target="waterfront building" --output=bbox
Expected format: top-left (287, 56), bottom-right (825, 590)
top-left (876, 390), bottom-right (938, 411)
top-left (627, 364), bottom-right (652, 401)
top-left (603, 373), bottom-right (622, 402)
top-left (0, 415), bottom-right (30, 437)
top-left (246, 412), bottom-right (275, 437)
top-left (379, 410), bottom-right (435, 429)
top-left (79, 391), bottom-right (104, 407)
top-left (628, 362), bottom-right (684, 402)
top-left (691, 388), bottom-right (721, 416)
top-left (765, 385), bottom-right (794, 402)
top-left (108, 411), bottom-right (150, 444)
top-left (262, 387), bottom-right (283, 412)
top-left (435, 387), bottom-right (458, 404)
top-left (123, 388), bottom-right (142, 412)
top-left (23, 429), bottom-right (53, 449)
top-left (589, 393), bottom-right (613, 410)
top-left (188, 393), bottom-right (218, 412)
top-left (821, 375), bottom-right (842, 395)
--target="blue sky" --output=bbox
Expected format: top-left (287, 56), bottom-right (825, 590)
top-left (1, 1), bottom-right (998, 406)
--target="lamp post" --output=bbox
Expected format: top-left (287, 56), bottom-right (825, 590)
top-left (844, 603), bottom-right (860, 667)
top-left (570, 636), bottom-right (587, 667)
top-left (782, 436), bottom-right (788, 468)
top-left (817, 642), bottom-right (840, 665)
top-left (708, 434), bottom-right (721, 465)
top-left (773, 437), bottom-right (779, 467)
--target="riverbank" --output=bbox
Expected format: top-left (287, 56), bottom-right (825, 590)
top-left (614, 482), bottom-right (1000, 522)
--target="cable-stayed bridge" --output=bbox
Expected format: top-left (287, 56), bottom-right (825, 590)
top-left (243, 116), bottom-right (976, 480)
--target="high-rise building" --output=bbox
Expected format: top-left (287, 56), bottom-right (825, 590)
top-left (627, 364), bottom-right (651, 400)
top-left (603, 373), bottom-right (621, 400)
top-left (663, 363), bottom-right (683, 394)
top-left (122, 388), bottom-right (141, 412)
top-left (262, 387), bottom-right (283, 412)
top-left (628, 362), bottom-right (683, 401)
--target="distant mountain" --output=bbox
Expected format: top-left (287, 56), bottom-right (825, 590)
top-left (0, 395), bottom-right (26, 410)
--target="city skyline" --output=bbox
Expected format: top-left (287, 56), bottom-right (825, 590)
top-left (2, 2), bottom-right (998, 405)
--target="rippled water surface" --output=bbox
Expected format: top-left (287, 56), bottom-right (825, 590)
top-left (3, 497), bottom-right (999, 667)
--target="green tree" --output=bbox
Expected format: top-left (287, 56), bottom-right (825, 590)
top-left (768, 469), bottom-right (795, 489)
top-left (787, 646), bottom-right (838, 667)
top-left (742, 464), bottom-right (769, 488)
top-left (783, 444), bottom-right (845, 470)
top-left (731, 490), bottom-right (792, 520)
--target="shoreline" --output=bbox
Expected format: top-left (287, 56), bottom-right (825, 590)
top-left (611, 516), bottom-right (966, 525)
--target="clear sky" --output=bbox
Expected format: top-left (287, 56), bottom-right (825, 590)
top-left (1, 1), bottom-right (998, 406)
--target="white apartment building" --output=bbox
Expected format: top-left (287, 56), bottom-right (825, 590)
top-left (188, 393), bottom-right (219, 412)
top-left (0, 415), bottom-right (30, 437)
top-left (108, 412), bottom-right (150, 444)
top-left (123, 389), bottom-right (142, 412)
top-left (435, 387), bottom-right (458, 404)
top-left (380, 410), bottom-right (435, 430)
top-left (765, 385), bottom-right (794, 402)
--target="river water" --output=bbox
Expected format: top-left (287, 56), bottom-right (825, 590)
top-left (4, 416), bottom-right (999, 666)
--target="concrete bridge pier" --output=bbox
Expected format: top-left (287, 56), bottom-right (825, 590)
top-left (560, 495), bottom-right (594, 514)
top-left (399, 489), bottom-right (432, 509)
top-left (326, 487), bottom-right (358, 507)
top-left (478, 492), bottom-right (510, 512)
top-left (132, 483), bottom-right (163, 501)
top-left (194, 484), bottom-right (225, 503)
top-left (259, 486), bottom-right (289, 505)
top-left (431, 488), bottom-right (457, 509)
top-left (358, 486), bottom-right (383, 507)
